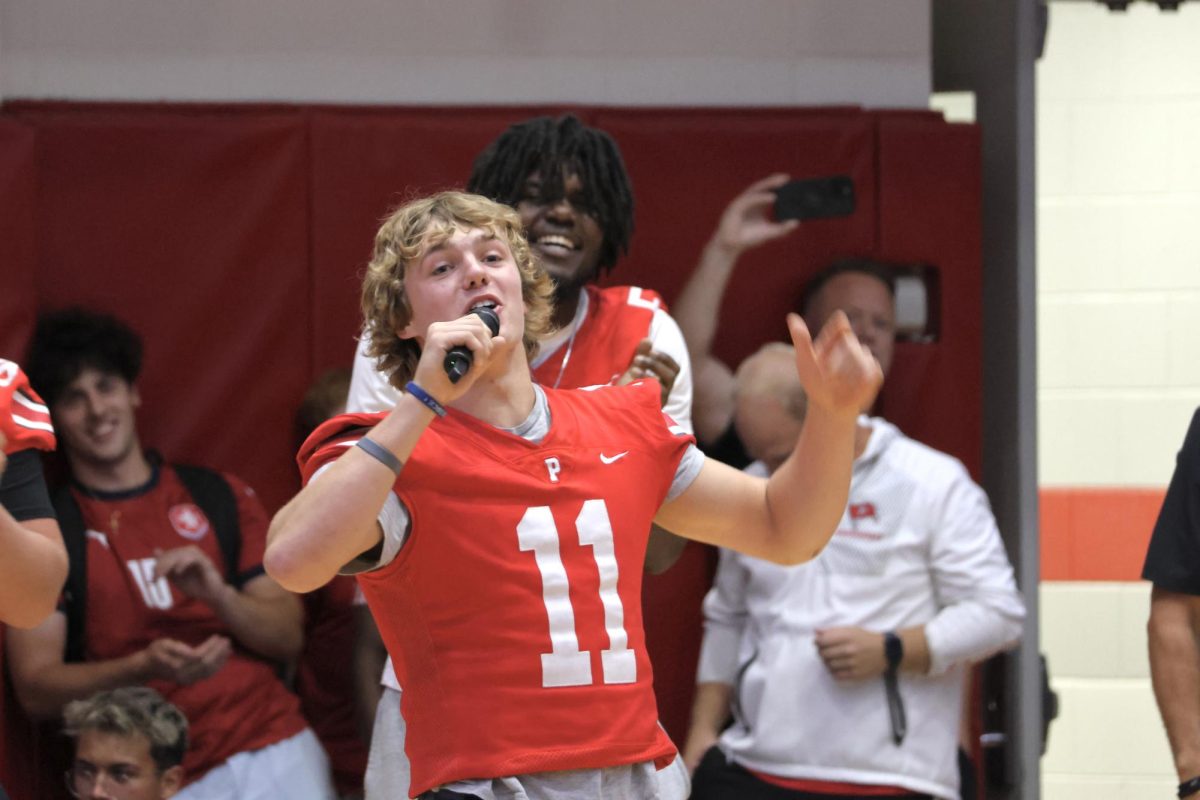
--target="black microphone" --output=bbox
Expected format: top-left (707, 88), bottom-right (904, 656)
top-left (443, 306), bottom-right (501, 384)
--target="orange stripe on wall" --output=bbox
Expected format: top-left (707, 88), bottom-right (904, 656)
top-left (1039, 487), bottom-right (1166, 581)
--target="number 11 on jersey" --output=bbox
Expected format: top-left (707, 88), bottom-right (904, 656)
top-left (517, 499), bottom-right (637, 689)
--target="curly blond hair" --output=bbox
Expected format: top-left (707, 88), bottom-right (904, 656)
top-left (360, 192), bottom-right (555, 390)
top-left (63, 687), bottom-right (188, 773)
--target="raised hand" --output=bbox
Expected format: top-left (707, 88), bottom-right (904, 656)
top-left (154, 545), bottom-right (229, 608)
top-left (615, 338), bottom-right (680, 408)
top-left (788, 311), bottom-right (882, 418)
top-left (710, 173), bottom-right (799, 256)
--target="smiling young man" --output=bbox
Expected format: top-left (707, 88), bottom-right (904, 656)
top-left (265, 191), bottom-right (881, 800)
top-left (473, 116), bottom-right (689, 415)
top-left (10, 309), bottom-right (335, 798)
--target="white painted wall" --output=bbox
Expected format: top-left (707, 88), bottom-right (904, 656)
top-left (0, 0), bottom-right (930, 107)
top-left (1038, 2), bottom-right (1200, 489)
top-left (1037, 3), bottom-right (1200, 798)
top-left (1040, 582), bottom-right (1174, 798)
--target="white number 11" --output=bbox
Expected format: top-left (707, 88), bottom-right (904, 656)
top-left (517, 499), bottom-right (637, 688)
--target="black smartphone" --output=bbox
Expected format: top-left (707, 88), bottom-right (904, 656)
top-left (773, 176), bottom-right (856, 221)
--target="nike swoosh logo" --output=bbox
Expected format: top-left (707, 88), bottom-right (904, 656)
top-left (600, 451), bottom-right (629, 464)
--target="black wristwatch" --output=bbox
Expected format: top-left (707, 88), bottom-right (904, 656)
top-left (1178, 775), bottom-right (1200, 798)
top-left (884, 631), bottom-right (904, 673)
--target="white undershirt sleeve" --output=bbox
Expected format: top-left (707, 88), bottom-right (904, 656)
top-left (649, 309), bottom-right (694, 435)
top-left (309, 456), bottom-right (411, 575)
top-left (666, 444), bottom-right (705, 502)
top-left (347, 330), bottom-right (402, 414)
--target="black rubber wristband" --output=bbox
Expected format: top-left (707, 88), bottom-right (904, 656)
top-left (1179, 776), bottom-right (1200, 798)
top-left (355, 437), bottom-right (402, 477)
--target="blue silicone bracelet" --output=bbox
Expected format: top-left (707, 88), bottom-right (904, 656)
top-left (405, 381), bottom-right (447, 417)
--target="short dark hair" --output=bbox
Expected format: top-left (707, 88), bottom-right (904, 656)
top-left (24, 308), bottom-right (143, 408)
top-left (63, 687), bottom-right (188, 773)
top-left (798, 258), bottom-right (897, 318)
top-left (466, 114), bottom-right (634, 275)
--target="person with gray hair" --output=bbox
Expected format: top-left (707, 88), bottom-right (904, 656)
top-left (63, 686), bottom-right (187, 800)
top-left (684, 343), bottom-right (1025, 800)
top-left (728, 343), bottom-right (809, 478)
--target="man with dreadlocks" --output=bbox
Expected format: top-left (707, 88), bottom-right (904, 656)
top-left (346, 115), bottom-right (696, 798)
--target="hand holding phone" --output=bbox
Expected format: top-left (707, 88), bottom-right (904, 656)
top-left (773, 176), bottom-right (856, 222)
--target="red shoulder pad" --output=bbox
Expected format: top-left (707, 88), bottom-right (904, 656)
top-left (0, 359), bottom-right (56, 454)
top-left (296, 411), bottom-right (387, 483)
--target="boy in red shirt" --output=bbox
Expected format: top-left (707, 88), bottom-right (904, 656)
top-left (10, 311), bottom-right (335, 797)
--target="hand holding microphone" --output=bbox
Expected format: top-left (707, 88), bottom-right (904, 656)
top-left (407, 307), bottom-right (501, 417)
top-left (444, 306), bottom-right (501, 383)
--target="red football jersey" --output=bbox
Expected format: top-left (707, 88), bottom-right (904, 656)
top-left (72, 465), bottom-right (306, 783)
top-left (0, 359), bottom-right (55, 454)
top-left (532, 285), bottom-right (663, 389)
top-left (301, 380), bottom-right (693, 796)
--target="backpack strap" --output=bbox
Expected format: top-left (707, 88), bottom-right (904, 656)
top-left (51, 487), bottom-right (89, 664)
top-left (50, 465), bottom-right (244, 663)
top-left (173, 465), bottom-right (242, 585)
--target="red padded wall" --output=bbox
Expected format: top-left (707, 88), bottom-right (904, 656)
top-left (0, 101), bottom-right (983, 769)
top-left (596, 108), bottom-right (877, 343)
top-left (876, 112), bottom-right (983, 476)
top-left (307, 106), bottom-right (564, 374)
top-left (0, 117), bottom-right (54, 793)
top-left (10, 104), bottom-right (312, 511)
top-left (0, 120), bottom-right (37, 360)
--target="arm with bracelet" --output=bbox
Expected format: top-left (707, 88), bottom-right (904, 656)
top-left (266, 379), bottom-right (446, 593)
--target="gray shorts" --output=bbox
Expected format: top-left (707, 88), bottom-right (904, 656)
top-left (365, 687), bottom-right (689, 800)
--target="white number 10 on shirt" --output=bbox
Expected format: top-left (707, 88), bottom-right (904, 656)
top-left (517, 499), bottom-right (637, 688)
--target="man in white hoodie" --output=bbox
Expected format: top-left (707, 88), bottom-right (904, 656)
top-left (683, 343), bottom-right (1025, 800)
